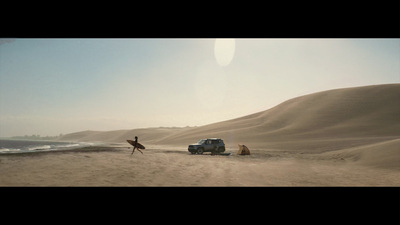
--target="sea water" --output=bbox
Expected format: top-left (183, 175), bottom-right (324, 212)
top-left (0, 139), bottom-right (93, 154)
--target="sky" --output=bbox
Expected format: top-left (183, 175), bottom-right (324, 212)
top-left (0, 38), bottom-right (399, 137)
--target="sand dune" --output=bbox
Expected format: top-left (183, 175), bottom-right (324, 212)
top-left (55, 84), bottom-right (400, 172)
top-left (321, 138), bottom-right (400, 169)
top-left (59, 127), bottom-right (194, 143)
top-left (61, 84), bottom-right (400, 150)
top-left (154, 84), bottom-right (400, 148)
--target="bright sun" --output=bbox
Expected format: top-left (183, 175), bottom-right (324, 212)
top-left (214, 39), bottom-right (235, 67)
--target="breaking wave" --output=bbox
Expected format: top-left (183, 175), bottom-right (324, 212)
top-left (28, 145), bottom-right (51, 151)
top-left (0, 139), bottom-right (94, 154)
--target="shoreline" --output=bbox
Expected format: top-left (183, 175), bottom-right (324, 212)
top-left (0, 145), bottom-right (121, 157)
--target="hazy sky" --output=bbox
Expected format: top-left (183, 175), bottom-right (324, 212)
top-left (0, 38), bottom-right (399, 137)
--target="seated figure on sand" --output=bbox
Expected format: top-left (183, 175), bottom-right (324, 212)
top-left (237, 144), bottom-right (250, 155)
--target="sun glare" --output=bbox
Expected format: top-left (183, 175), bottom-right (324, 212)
top-left (214, 39), bottom-right (235, 67)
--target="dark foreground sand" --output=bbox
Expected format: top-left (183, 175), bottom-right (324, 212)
top-left (1, 141), bottom-right (399, 186)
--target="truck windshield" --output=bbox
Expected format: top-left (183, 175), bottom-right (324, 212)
top-left (198, 139), bottom-right (206, 145)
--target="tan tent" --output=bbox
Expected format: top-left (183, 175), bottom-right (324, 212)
top-left (238, 144), bottom-right (250, 155)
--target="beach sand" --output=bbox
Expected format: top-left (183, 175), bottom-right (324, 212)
top-left (0, 140), bottom-right (399, 186)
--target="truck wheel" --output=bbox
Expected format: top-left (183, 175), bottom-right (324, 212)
top-left (197, 148), bottom-right (204, 154)
top-left (218, 147), bottom-right (225, 152)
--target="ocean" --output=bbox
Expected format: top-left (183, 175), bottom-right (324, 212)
top-left (0, 139), bottom-right (93, 154)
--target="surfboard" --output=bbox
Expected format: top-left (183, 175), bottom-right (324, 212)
top-left (211, 152), bottom-right (231, 156)
top-left (219, 152), bottom-right (231, 156)
top-left (126, 140), bottom-right (145, 149)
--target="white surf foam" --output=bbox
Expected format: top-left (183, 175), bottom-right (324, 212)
top-left (28, 145), bottom-right (51, 151)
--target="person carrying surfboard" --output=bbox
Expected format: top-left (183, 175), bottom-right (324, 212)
top-left (130, 136), bottom-right (144, 155)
